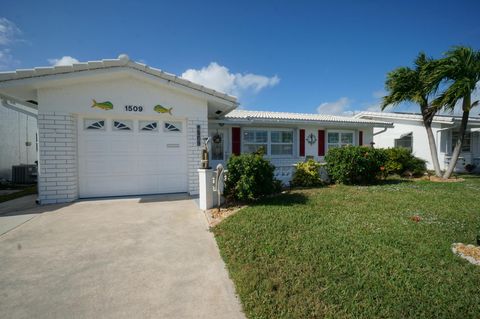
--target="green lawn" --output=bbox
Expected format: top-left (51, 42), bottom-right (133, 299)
top-left (0, 185), bottom-right (37, 203)
top-left (213, 176), bottom-right (480, 318)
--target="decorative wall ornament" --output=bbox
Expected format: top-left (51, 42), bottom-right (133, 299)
top-left (306, 133), bottom-right (317, 145)
top-left (212, 131), bottom-right (222, 144)
top-left (154, 104), bottom-right (173, 115)
top-left (91, 99), bottom-right (113, 110)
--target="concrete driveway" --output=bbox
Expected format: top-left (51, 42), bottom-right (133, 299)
top-left (0, 195), bottom-right (244, 319)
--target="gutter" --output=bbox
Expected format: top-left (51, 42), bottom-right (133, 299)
top-left (0, 93), bottom-right (38, 118)
top-left (214, 118), bottom-right (393, 128)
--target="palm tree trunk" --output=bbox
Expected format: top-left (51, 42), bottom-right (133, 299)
top-left (424, 122), bottom-right (442, 177)
top-left (421, 104), bottom-right (442, 177)
top-left (443, 94), bottom-right (471, 179)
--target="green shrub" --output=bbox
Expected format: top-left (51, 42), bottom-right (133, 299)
top-left (225, 153), bottom-right (281, 201)
top-left (325, 146), bottom-right (387, 184)
top-left (384, 148), bottom-right (426, 177)
top-left (292, 160), bottom-right (324, 187)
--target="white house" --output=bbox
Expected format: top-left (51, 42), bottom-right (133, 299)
top-left (0, 98), bottom-right (38, 180)
top-left (355, 111), bottom-right (480, 173)
top-left (0, 56), bottom-right (391, 204)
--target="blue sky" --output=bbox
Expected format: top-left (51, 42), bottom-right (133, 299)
top-left (1, 0), bottom-right (479, 114)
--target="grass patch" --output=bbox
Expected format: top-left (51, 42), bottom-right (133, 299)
top-left (213, 176), bottom-right (480, 318)
top-left (0, 185), bottom-right (37, 203)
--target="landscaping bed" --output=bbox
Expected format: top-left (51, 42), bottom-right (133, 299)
top-left (213, 176), bottom-right (480, 318)
top-left (0, 184), bottom-right (37, 203)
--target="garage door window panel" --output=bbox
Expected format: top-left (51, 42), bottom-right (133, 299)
top-left (113, 120), bottom-right (133, 131)
top-left (84, 119), bottom-right (105, 130)
top-left (139, 121), bottom-right (158, 132)
top-left (164, 122), bottom-right (182, 132)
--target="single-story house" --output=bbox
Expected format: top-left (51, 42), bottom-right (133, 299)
top-left (0, 56), bottom-right (391, 204)
top-left (355, 111), bottom-right (480, 173)
top-left (0, 97), bottom-right (38, 180)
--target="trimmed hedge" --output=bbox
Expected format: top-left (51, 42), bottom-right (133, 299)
top-left (325, 146), bottom-right (387, 184)
top-left (225, 153), bottom-right (281, 201)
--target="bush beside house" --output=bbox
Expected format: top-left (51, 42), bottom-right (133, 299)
top-left (225, 153), bottom-right (281, 201)
top-left (325, 146), bottom-right (388, 185)
top-left (292, 160), bottom-right (325, 187)
top-left (383, 147), bottom-right (427, 177)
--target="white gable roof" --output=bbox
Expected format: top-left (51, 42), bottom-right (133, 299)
top-left (0, 55), bottom-right (237, 105)
top-left (223, 110), bottom-right (393, 127)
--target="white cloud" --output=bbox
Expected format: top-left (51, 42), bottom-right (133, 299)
top-left (316, 91), bottom-right (387, 116)
top-left (0, 18), bottom-right (22, 70)
top-left (181, 62), bottom-right (279, 97)
top-left (372, 90), bottom-right (386, 99)
top-left (316, 97), bottom-right (353, 115)
top-left (48, 56), bottom-right (80, 66)
top-left (0, 18), bottom-right (21, 46)
top-left (0, 48), bottom-right (18, 70)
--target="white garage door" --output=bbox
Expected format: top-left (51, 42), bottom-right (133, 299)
top-left (78, 118), bottom-right (188, 198)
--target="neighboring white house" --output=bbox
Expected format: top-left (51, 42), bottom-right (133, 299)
top-left (0, 98), bottom-right (38, 180)
top-left (355, 111), bottom-right (480, 173)
top-left (0, 56), bottom-right (391, 204)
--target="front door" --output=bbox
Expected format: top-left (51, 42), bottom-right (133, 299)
top-left (209, 129), bottom-right (226, 169)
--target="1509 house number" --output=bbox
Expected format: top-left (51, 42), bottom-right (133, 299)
top-left (124, 105), bottom-right (143, 112)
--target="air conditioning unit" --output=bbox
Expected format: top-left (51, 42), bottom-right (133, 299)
top-left (12, 165), bottom-right (37, 184)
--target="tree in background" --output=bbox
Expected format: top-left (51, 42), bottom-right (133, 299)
top-left (429, 46), bottom-right (480, 179)
top-left (382, 53), bottom-right (442, 177)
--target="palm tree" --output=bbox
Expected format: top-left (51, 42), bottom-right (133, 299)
top-left (429, 46), bottom-right (480, 179)
top-left (382, 53), bottom-right (442, 177)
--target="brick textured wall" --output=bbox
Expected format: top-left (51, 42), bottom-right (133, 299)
top-left (37, 112), bottom-right (78, 204)
top-left (187, 118), bottom-right (208, 195)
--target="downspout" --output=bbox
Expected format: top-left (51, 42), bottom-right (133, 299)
top-left (436, 125), bottom-right (456, 153)
top-left (373, 126), bottom-right (389, 136)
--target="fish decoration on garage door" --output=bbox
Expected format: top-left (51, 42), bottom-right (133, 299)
top-left (91, 99), bottom-right (113, 110)
top-left (154, 104), bottom-right (173, 115)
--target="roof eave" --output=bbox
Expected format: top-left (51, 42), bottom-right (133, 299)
top-left (220, 118), bottom-right (393, 128)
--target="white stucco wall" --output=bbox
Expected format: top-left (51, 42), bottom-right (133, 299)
top-left (36, 73), bottom-right (209, 203)
top-left (0, 105), bottom-right (37, 180)
top-left (372, 120), bottom-right (446, 170)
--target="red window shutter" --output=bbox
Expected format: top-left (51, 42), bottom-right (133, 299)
top-left (359, 131), bottom-right (363, 146)
top-left (299, 129), bottom-right (305, 156)
top-left (232, 127), bottom-right (241, 155)
top-left (318, 130), bottom-right (325, 156)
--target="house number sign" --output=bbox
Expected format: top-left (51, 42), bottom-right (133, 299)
top-left (124, 105), bottom-right (144, 112)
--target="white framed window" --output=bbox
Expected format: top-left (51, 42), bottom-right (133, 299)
top-left (164, 121), bottom-right (182, 132)
top-left (242, 129), bottom-right (294, 156)
top-left (452, 131), bottom-right (471, 153)
top-left (395, 133), bottom-right (413, 152)
top-left (139, 121), bottom-right (158, 132)
top-left (113, 120), bottom-right (133, 131)
top-left (271, 130), bottom-right (293, 156)
top-left (84, 119), bottom-right (105, 130)
top-left (243, 129), bottom-right (268, 154)
top-left (327, 131), bottom-right (354, 149)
